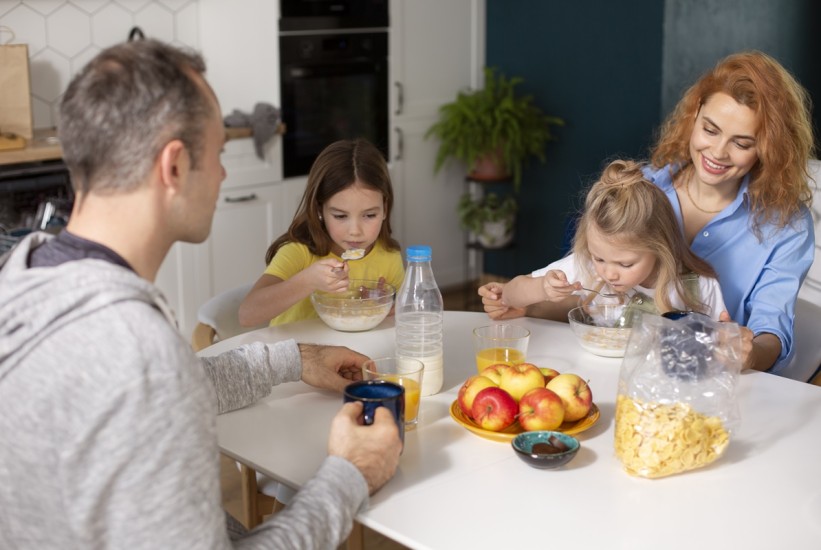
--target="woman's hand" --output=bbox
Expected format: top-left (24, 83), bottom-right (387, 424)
top-left (719, 311), bottom-right (757, 370)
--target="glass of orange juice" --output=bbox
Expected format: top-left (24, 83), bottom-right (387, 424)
top-left (362, 357), bottom-right (424, 429)
top-left (472, 324), bottom-right (531, 374)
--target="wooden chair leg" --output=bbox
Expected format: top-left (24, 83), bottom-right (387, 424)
top-left (239, 462), bottom-right (279, 529)
top-left (191, 322), bottom-right (216, 352)
top-left (239, 463), bottom-right (261, 529)
top-left (810, 365), bottom-right (821, 386)
top-left (346, 520), bottom-right (364, 550)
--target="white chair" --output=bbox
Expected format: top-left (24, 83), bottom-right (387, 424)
top-left (779, 159), bottom-right (821, 383)
top-left (191, 282), bottom-right (265, 351)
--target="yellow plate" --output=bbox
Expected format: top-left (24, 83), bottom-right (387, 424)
top-left (449, 400), bottom-right (600, 443)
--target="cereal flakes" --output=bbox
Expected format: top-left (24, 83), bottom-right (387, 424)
top-left (614, 394), bottom-right (729, 478)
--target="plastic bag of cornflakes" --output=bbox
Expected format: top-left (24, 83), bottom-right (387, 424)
top-left (614, 312), bottom-right (742, 478)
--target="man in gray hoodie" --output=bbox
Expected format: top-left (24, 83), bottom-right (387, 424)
top-left (0, 39), bottom-right (402, 549)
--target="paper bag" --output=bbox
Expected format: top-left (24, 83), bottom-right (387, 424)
top-left (0, 40), bottom-right (34, 139)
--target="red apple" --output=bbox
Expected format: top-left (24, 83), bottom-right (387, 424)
top-left (546, 373), bottom-right (593, 422)
top-left (479, 364), bottom-right (511, 385)
top-left (498, 363), bottom-right (545, 402)
top-left (518, 387), bottom-right (565, 431)
top-left (471, 387), bottom-right (518, 432)
top-left (457, 375), bottom-right (497, 418)
top-left (538, 366), bottom-right (561, 385)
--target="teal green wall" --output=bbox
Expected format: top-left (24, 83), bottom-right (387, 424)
top-left (483, 0), bottom-right (665, 277)
top-left (484, 0), bottom-right (820, 279)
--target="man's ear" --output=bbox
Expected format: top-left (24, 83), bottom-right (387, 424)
top-left (157, 139), bottom-right (189, 193)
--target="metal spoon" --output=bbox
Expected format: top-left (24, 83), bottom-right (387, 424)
top-left (333, 248), bottom-right (366, 272)
top-left (580, 286), bottom-right (621, 299)
top-left (341, 248), bottom-right (365, 261)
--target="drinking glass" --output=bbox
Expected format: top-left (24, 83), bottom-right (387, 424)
top-left (362, 357), bottom-right (424, 429)
top-left (472, 324), bottom-right (531, 374)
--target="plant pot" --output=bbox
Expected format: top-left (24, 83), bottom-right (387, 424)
top-left (469, 150), bottom-right (510, 182)
top-left (477, 219), bottom-right (514, 249)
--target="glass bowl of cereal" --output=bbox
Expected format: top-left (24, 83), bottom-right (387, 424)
top-left (568, 304), bottom-right (632, 357)
top-left (311, 279), bottom-right (395, 332)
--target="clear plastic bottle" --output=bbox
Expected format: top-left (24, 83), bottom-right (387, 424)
top-left (395, 245), bottom-right (444, 396)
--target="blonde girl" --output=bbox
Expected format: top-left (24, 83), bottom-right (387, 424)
top-left (502, 159), bottom-right (726, 321)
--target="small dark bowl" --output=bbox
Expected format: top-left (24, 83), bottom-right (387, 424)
top-left (511, 431), bottom-right (580, 469)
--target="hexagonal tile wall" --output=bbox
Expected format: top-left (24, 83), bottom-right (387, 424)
top-left (0, 0), bottom-right (201, 128)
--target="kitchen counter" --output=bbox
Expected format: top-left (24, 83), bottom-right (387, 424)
top-left (0, 126), bottom-right (259, 167)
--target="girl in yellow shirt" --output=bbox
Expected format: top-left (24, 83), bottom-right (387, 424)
top-left (239, 139), bottom-right (404, 326)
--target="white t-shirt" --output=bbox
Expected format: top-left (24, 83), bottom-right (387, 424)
top-left (532, 254), bottom-right (727, 321)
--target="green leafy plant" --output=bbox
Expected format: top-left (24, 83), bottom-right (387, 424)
top-left (426, 67), bottom-right (563, 191)
top-left (457, 192), bottom-right (517, 235)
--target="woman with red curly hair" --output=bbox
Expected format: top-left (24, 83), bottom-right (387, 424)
top-left (644, 50), bottom-right (816, 374)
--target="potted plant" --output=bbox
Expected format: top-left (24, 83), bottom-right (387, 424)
top-left (425, 67), bottom-right (563, 191)
top-left (457, 192), bottom-right (518, 249)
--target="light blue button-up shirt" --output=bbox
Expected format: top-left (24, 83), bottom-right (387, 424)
top-left (643, 165), bottom-right (815, 373)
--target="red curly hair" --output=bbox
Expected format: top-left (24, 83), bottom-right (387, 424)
top-left (651, 51), bottom-right (815, 232)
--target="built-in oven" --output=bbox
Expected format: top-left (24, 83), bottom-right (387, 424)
top-left (279, 0), bottom-right (389, 178)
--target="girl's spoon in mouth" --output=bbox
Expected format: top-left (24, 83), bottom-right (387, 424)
top-left (341, 248), bottom-right (365, 261)
top-left (334, 248), bottom-right (366, 272)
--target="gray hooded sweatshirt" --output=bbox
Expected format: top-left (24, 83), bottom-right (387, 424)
top-left (0, 233), bottom-right (368, 549)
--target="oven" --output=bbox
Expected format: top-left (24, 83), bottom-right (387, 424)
top-left (279, 0), bottom-right (389, 178)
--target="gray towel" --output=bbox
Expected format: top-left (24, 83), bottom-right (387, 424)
top-left (224, 102), bottom-right (281, 160)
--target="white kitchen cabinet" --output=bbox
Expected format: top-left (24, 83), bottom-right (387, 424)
top-left (390, 0), bottom-right (485, 287)
top-left (155, 240), bottom-right (202, 342)
top-left (155, 137), bottom-right (298, 339)
top-left (205, 171), bottom-right (305, 291)
top-left (198, 0), bottom-right (280, 115)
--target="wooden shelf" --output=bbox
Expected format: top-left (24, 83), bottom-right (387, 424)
top-left (1, 124), bottom-right (286, 167)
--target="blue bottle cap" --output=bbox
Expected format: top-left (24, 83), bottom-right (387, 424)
top-left (406, 245), bottom-right (432, 261)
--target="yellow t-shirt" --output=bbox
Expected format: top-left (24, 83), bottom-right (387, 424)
top-left (263, 241), bottom-right (405, 326)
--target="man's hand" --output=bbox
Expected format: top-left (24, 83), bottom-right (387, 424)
top-left (298, 344), bottom-right (367, 392)
top-left (328, 402), bottom-right (402, 494)
top-left (478, 282), bottom-right (525, 320)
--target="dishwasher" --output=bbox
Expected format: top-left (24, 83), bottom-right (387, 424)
top-left (0, 159), bottom-right (73, 255)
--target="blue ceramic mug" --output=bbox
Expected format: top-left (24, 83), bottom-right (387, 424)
top-left (343, 380), bottom-right (405, 443)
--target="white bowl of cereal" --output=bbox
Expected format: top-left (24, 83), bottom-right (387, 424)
top-left (311, 279), bottom-right (395, 332)
top-left (568, 304), bottom-right (632, 357)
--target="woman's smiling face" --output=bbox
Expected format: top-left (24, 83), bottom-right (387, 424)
top-left (689, 92), bottom-right (760, 190)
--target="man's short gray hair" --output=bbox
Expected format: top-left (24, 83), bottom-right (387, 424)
top-left (59, 39), bottom-right (212, 194)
